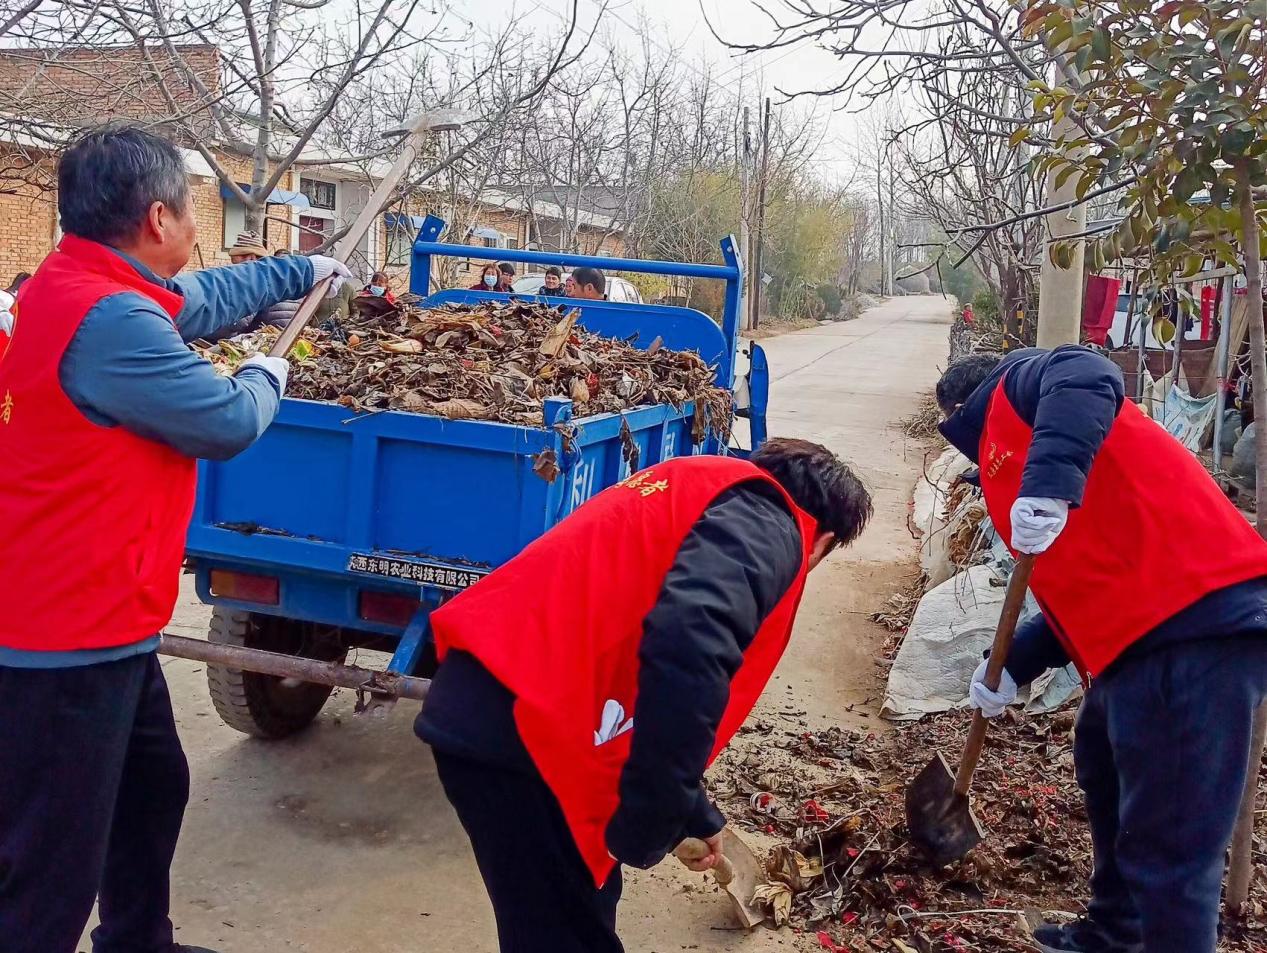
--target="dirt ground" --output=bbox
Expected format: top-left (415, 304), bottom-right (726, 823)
top-left (83, 295), bottom-right (954, 953)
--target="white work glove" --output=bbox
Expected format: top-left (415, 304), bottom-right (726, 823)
top-left (308, 256), bottom-right (353, 298)
top-left (240, 353), bottom-right (289, 395)
top-left (1010, 496), bottom-right (1069, 554)
top-left (0, 289), bottom-right (13, 335)
top-left (968, 658), bottom-right (1018, 719)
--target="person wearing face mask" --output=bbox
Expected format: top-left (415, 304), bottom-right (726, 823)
top-left (359, 270), bottom-right (397, 304)
top-left (471, 264), bottom-right (500, 292)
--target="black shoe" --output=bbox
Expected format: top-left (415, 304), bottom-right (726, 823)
top-left (1032, 919), bottom-right (1143, 953)
top-left (172, 946), bottom-right (220, 953)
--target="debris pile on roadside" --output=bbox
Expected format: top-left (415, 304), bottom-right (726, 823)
top-left (711, 711), bottom-right (1267, 952)
top-left (901, 395), bottom-right (944, 440)
top-left (871, 572), bottom-right (926, 641)
top-left (194, 298), bottom-right (732, 437)
top-left (948, 311), bottom-right (1004, 364)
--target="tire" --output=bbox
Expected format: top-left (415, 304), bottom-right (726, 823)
top-left (205, 607), bottom-right (348, 739)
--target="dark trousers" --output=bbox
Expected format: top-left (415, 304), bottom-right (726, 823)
top-left (0, 652), bottom-right (190, 953)
top-left (433, 750), bottom-right (624, 953)
top-left (1075, 637), bottom-right (1267, 952)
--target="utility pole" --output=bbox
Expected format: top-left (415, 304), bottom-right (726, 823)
top-left (876, 136), bottom-right (886, 298)
top-left (1036, 54), bottom-right (1088, 348)
top-left (888, 134), bottom-right (897, 296)
top-left (739, 106), bottom-right (752, 331)
top-left (751, 97), bottom-right (771, 330)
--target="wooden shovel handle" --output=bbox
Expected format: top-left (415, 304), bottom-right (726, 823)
top-left (953, 554), bottom-right (1036, 796)
top-left (267, 275), bottom-right (333, 358)
top-left (263, 120), bottom-right (431, 360)
top-left (674, 837), bottom-right (735, 885)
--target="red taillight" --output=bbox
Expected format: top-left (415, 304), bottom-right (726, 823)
top-left (359, 590), bottom-right (420, 627)
top-left (210, 569), bottom-right (279, 605)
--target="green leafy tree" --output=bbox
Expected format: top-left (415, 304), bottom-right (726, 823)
top-left (1025, 0), bottom-right (1267, 532)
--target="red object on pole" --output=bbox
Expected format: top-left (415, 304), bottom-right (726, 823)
top-left (1201, 284), bottom-right (1216, 340)
top-left (1081, 275), bottom-right (1121, 345)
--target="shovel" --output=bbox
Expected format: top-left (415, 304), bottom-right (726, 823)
top-left (675, 827), bottom-right (765, 929)
top-left (905, 553), bottom-right (1036, 866)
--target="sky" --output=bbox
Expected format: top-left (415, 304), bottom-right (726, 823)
top-left (452, 0), bottom-right (872, 181)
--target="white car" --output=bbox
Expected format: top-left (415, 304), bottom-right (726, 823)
top-left (511, 272), bottom-right (644, 304)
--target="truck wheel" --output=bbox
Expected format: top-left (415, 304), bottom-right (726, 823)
top-left (206, 608), bottom-right (347, 739)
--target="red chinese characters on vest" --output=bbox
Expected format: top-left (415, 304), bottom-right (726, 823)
top-left (0, 235), bottom-right (198, 651)
top-left (979, 381), bottom-right (1267, 676)
top-left (431, 456), bottom-right (818, 886)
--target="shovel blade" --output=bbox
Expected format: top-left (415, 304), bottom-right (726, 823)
top-left (719, 828), bottom-right (766, 930)
top-left (905, 752), bottom-right (984, 866)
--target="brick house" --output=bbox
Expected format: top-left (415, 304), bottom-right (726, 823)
top-left (0, 44), bottom-right (308, 277)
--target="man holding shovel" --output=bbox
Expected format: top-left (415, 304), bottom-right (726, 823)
top-left (417, 438), bottom-right (873, 953)
top-left (0, 125), bottom-right (350, 953)
top-left (936, 347), bottom-right (1267, 953)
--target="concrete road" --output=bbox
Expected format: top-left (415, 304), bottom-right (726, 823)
top-left (93, 295), bottom-right (951, 953)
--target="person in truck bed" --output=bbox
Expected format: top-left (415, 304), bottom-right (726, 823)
top-left (417, 437), bottom-right (873, 953)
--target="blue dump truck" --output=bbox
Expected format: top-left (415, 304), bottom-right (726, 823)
top-left (165, 216), bottom-right (771, 737)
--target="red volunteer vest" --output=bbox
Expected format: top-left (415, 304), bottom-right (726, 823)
top-left (0, 235), bottom-right (198, 651)
top-left (431, 456), bottom-right (818, 886)
top-left (980, 382), bottom-right (1267, 675)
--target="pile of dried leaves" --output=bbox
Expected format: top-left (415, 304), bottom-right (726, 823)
top-left (195, 298), bottom-right (732, 439)
top-left (944, 482), bottom-right (992, 571)
top-left (710, 710), bottom-right (1267, 952)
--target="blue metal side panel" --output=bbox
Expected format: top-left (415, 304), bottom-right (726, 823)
top-left (188, 398), bottom-right (562, 569)
top-left (186, 396), bottom-right (705, 649)
top-left (747, 341), bottom-right (770, 451)
top-left (204, 421), bottom-right (353, 542)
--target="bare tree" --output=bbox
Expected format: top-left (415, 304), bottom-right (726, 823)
top-left (889, 22), bottom-right (1046, 323)
top-left (0, 0), bottom-right (584, 241)
top-left (702, 0), bottom-right (1128, 313)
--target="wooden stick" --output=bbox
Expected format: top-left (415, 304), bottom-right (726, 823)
top-left (1228, 701), bottom-right (1267, 911)
top-left (953, 553), bottom-right (1035, 797)
top-left (266, 121), bottom-right (431, 359)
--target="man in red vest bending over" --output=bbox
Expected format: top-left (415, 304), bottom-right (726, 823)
top-left (417, 438), bottom-right (872, 953)
top-left (0, 126), bottom-right (349, 953)
top-left (937, 347), bottom-right (1267, 953)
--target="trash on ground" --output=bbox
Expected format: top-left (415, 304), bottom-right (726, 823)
top-left (712, 709), bottom-right (1267, 951)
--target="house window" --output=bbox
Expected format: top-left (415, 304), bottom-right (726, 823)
top-left (301, 178), bottom-right (337, 211)
top-left (298, 215), bottom-right (332, 254)
top-left (506, 237), bottom-right (520, 250)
